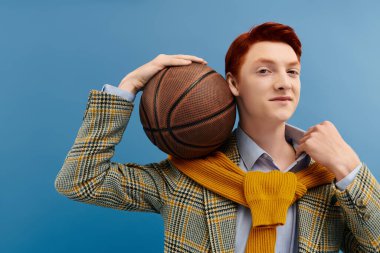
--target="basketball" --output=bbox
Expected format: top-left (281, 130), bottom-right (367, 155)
top-left (139, 62), bottom-right (236, 159)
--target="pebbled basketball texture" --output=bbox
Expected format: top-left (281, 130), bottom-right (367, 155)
top-left (139, 62), bottom-right (236, 160)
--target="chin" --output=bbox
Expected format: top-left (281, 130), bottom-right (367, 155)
top-left (272, 112), bottom-right (294, 122)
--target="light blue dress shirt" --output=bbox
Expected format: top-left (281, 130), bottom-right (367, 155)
top-left (101, 84), bottom-right (136, 102)
top-left (100, 83), bottom-right (362, 253)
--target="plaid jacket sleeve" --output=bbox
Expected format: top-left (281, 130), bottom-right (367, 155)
top-left (332, 162), bottom-right (380, 252)
top-left (54, 90), bottom-right (180, 214)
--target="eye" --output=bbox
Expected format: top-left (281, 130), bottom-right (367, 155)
top-left (258, 68), bottom-right (270, 74)
top-left (288, 70), bottom-right (299, 75)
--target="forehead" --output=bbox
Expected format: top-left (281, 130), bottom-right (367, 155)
top-left (245, 41), bottom-right (300, 67)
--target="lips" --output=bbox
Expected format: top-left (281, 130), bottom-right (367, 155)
top-left (269, 96), bottom-right (292, 101)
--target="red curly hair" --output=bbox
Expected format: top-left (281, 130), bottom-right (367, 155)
top-left (225, 21), bottom-right (302, 83)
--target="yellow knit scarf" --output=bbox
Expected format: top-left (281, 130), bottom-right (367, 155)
top-left (167, 150), bottom-right (336, 253)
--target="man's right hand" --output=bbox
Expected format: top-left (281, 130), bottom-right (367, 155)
top-left (118, 54), bottom-right (208, 95)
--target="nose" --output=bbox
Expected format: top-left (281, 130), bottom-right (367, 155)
top-left (274, 72), bottom-right (293, 90)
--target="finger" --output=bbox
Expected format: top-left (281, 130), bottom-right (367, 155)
top-left (295, 143), bottom-right (304, 157)
top-left (168, 58), bottom-right (193, 65)
top-left (298, 133), bottom-right (310, 144)
top-left (174, 54), bottom-right (204, 60)
top-left (169, 58), bottom-right (207, 66)
top-left (173, 55), bottom-right (208, 63)
top-left (299, 127), bottom-right (316, 143)
top-left (306, 125), bottom-right (317, 134)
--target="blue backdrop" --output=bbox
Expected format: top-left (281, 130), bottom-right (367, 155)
top-left (1, 0), bottom-right (379, 252)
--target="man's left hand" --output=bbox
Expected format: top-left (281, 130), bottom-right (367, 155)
top-left (294, 120), bottom-right (361, 181)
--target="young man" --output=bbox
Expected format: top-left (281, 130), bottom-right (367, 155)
top-left (55, 22), bottom-right (380, 252)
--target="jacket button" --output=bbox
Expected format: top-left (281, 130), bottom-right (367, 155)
top-left (363, 212), bottom-right (371, 221)
top-left (356, 198), bottom-right (365, 207)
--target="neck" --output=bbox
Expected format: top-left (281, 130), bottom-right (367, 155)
top-left (238, 119), bottom-right (295, 162)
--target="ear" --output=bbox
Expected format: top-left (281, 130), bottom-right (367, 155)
top-left (226, 72), bottom-right (239, 97)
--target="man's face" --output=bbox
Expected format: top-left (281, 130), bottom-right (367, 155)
top-left (227, 41), bottom-right (301, 124)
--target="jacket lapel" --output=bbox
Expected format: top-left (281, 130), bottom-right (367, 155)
top-left (203, 129), bottom-right (240, 253)
top-left (296, 157), bottom-right (335, 252)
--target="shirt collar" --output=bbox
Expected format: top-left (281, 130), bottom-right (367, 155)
top-left (236, 122), bottom-right (309, 171)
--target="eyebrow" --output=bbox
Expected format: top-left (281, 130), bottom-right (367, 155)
top-left (253, 57), bottom-right (300, 67)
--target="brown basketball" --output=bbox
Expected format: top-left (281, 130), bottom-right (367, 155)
top-left (139, 62), bottom-right (236, 159)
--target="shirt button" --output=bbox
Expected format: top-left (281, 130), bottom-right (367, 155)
top-left (330, 195), bottom-right (338, 206)
top-left (356, 198), bottom-right (365, 207)
top-left (363, 212), bottom-right (371, 221)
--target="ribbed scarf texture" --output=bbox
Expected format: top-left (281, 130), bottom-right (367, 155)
top-left (167, 150), bottom-right (336, 253)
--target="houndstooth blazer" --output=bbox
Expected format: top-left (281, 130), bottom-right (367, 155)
top-left (55, 89), bottom-right (380, 253)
